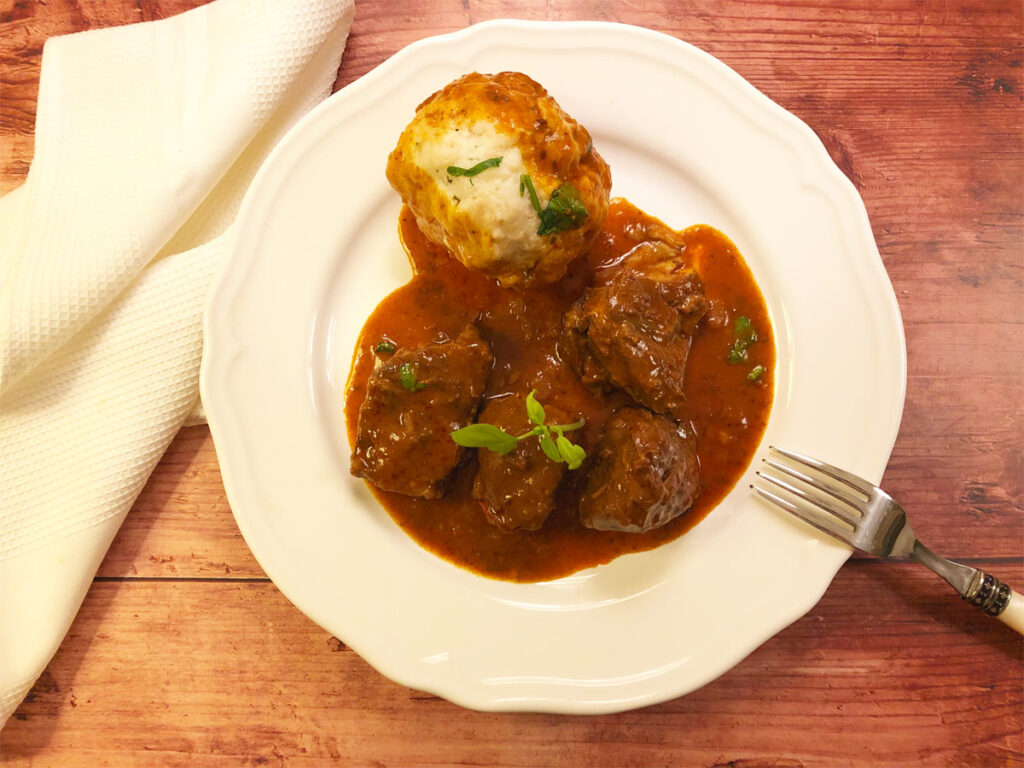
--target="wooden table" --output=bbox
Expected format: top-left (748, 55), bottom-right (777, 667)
top-left (2, 1), bottom-right (1022, 765)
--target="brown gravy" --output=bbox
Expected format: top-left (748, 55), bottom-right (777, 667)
top-left (345, 198), bottom-right (774, 582)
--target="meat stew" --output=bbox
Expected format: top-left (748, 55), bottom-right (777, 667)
top-left (345, 198), bottom-right (774, 582)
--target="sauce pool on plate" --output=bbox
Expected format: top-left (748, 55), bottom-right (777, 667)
top-left (345, 198), bottom-right (774, 582)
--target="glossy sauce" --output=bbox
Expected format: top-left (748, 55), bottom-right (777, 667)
top-left (345, 198), bottom-right (774, 582)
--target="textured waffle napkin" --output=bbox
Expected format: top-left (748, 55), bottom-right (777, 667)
top-left (0, 0), bottom-right (354, 728)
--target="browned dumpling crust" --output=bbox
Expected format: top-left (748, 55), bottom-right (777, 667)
top-left (386, 72), bottom-right (612, 287)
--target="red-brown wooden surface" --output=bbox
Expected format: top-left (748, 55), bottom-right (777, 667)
top-left (1, 1), bottom-right (1022, 765)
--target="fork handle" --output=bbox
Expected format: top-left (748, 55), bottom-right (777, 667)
top-left (964, 571), bottom-right (1024, 634)
top-left (997, 591), bottom-right (1024, 634)
top-left (912, 542), bottom-right (1024, 634)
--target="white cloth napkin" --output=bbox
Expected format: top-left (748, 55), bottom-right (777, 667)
top-left (0, 0), bottom-right (355, 728)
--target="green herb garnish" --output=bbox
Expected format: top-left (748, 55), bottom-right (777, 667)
top-left (449, 423), bottom-right (518, 454)
top-left (519, 174), bottom-right (589, 236)
top-left (525, 389), bottom-right (546, 425)
top-left (399, 362), bottom-right (427, 392)
top-left (520, 173), bottom-right (542, 212)
top-left (728, 316), bottom-right (759, 364)
top-left (747, 364), bottom-right (765, 381)
top-left (447, 157), bottom-right (502, 177)
top-left (554, 433), bottom-right (587, 469)
top-left (375, 339), bottom-right (396, 354)
top-left (451, 389), bottom-right (587, 469)
top-left (539, 434), bottom-right (562, 463)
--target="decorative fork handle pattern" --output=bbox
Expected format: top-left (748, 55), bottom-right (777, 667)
top-left (914, 543), bottom-right (1023, 632)
top-left (964, 571), bottom-right (1012, 616)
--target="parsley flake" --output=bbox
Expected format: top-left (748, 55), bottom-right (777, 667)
top-left (519, 174), bottom-right (589, 236)
top-left (399, 362), bottom-right (427, 392)
top-left (447, 157), bottom-right (502, 177)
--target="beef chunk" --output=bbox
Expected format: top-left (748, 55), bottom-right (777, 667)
top-left (559, 241), bottom-right (708, 418)
top-left (579, 407), bottom-right (701, 533)
top-left (471, 394), bottom-right (567, 531)
top-left (351, 326), bottom-right (492, 498)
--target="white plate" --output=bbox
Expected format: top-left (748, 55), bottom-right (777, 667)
top-left (201, 20), bottom-right (906, 714)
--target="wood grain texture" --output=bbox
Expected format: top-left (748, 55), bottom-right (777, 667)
top-left (1, 0), bottom-right (1022, 765)
top-left (3, 567), bottom-right (1022, 768)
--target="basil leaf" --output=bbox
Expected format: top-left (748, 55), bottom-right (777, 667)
top-left (525, 389), bottom-right (546, 426)
top-left (450, 423), bottom-right (518, 454)
top-left (539, 435), bottom-right (562, 463)
top-left (450, 390), bottom-right (586, 469)
top-left (568, 446), bottom-right (587, 471)
top-left (556, 435), bottom-right (586, 470)
top-left (375, 339), bottom-right (396, 354)
top-left (447, 157), bottom-right (502, 177)
top-left (747, 364), bottom-right (765, 381)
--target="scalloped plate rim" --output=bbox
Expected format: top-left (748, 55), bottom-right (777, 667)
top-left (200, 20), bottom-right (906, 714)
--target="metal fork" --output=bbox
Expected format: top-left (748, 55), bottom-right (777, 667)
top-left (752, 446), bottom-right (1023, 634)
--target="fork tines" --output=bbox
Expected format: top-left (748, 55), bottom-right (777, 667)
top-left (751, 446), bottom-right (870, 542)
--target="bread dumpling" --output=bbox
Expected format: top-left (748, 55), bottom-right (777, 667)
top-left (386, 72), bottom-right (612, 287)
